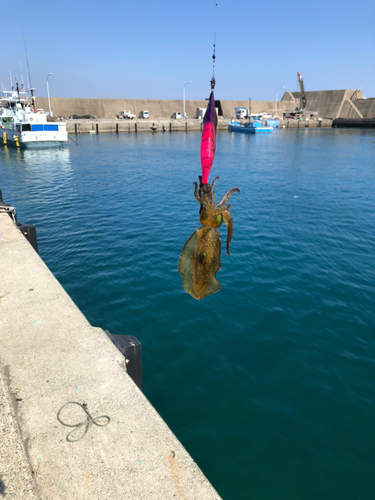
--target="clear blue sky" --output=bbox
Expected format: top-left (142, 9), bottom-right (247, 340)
top-left (2, 0), bottom-right (374, 101)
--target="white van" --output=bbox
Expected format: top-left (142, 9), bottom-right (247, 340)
top-left (235, 108), bottom-right (247, 119)
top-left (119, 110), bottom-right (135, 119)
top-left (196, 108), bottom-right (206, 119)
top-left (171, 112), bottom-right (181, 119)
top-left (139, 110), bottom-right (149, 119)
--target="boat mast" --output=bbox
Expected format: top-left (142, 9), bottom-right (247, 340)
top-left (23, 30), bottom-right (35, 107)
top-left (20, 62), bottom-right (24, 89)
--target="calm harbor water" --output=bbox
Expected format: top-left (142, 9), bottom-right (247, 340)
top-left (1, 128), bottom-right (375, 499)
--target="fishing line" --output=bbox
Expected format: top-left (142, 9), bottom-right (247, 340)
top-left (211, 3), bottom-right (217, 89)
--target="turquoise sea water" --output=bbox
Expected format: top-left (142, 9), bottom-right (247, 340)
top-left (1, 129), bottom-right (375, 499)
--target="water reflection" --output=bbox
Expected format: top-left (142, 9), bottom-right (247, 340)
top-left (0, 146), bottom-right (72, 182)
top-left (1, 145), bottom-right (70, 166)
top-left (22, 147), bottom-right (71, 170)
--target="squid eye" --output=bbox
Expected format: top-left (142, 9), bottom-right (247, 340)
top-left (216, 214), bottom-right (222, 226)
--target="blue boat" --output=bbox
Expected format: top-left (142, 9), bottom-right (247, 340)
top-left (228, 120), bottom-right (273, 133)
top-left (266, 119), bottom-right (280, 128)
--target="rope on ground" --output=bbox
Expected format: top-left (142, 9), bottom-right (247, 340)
top-left (0, 202), bottom-right (17, 223)
top-left (57, 402), bottom-right (110, 442)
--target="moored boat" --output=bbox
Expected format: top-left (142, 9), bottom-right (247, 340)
top-left (228, 120), bottom-right (273, 134)
top-left (1, 89), bottom-right (68, 148)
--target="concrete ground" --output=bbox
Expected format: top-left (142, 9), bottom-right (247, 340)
top-left (0, 213), bottom-right (221, 500)
top-left (0, 367), bottom-right (35, 499)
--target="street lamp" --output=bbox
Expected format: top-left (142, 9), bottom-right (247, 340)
top-left (275, 86), bottom-right (285, 117)
top-left (183, 81), bottom-right (192, 118)
top-left (46, 73), bottom-right (53, 117)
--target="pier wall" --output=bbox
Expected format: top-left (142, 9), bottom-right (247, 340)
top-left (35, 97), bottom-right (293, 120)
top-left (35, 97), bottom-right (208, 120)
top-left (0, 212), bottom-right (221, 500)
top-left (34, 92), bottom-right (374, 125)
top-left (63, 118), bottom-right (333, 135)
top-left (65, 118), bottom-right (229, 134)
top-left (281, 89), bottom-right (375, 120)
top-left (339, 99), bottom-right (375, 119)
top-left (278, 119), bottom-right (332, 128)
top-left (339, 100), bottom-right (364, 119)
top-left (281, 90), bottom-right (356, 118)
top-left (354, 99), bottom-right (375, 118)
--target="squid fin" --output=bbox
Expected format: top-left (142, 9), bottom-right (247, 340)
top-left (178, 231), bottom-right (197, 297)
top-left (178, 227), bottom-right (221, 300)
top-left (192, 227), bottom-right (221, 299)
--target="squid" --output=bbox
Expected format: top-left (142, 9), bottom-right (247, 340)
top-left (178, 178), bottom-right (240, 300)
top-left (178, 78), bottom-right (240, 300)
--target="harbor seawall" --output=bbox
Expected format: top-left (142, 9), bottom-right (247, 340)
top-left (35, 92), bottom-right (375, 121)
top-left (35, 97), bottom-right (294, 120)
top-left (339, 98), bottom-right (375, 119)
top-left (282, 90), bottom-right (375, 119)
top-left (0, 212), bottom-right (221, 500)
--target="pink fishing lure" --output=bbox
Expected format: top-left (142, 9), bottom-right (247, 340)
top-left (200, 90), bottom-right (217, 184)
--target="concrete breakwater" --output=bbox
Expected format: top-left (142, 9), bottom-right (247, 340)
top-left (0, 210), bottom-right (221, 500)
top-left (35, 97), bottom-right (294, 120)
top-left (66, 117), bottom-right (332, 135)
top-left (35, 90), bottom-right (375, 122)
top-left (282, 89), bottom-right (375, 120)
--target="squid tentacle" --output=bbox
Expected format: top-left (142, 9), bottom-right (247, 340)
top-left (222, 210), bottom-right (234, 256)
top-left (193, 182), bottom-right (201, 203)
top-left (217, 188), bottom-right (240, 209)
top-left (194, 176), bottom-right (220, 205)
top-left (209, 177), bottom-right (220, 205)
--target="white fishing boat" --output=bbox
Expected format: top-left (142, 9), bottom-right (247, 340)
top-left (1, 89), bottom-right (67, 148)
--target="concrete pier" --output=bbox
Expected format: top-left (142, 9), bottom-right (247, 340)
top-left (277, 119), bottom-right (332, 128)
top-left (66, 117), bottom-right (230, 135)
top-left (332, 117), bottom-right (375, 128)
top-left (0, 212), bottom-right (221, 500)
top-left (63, 117), bottom-right (333, 135)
